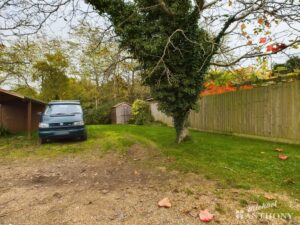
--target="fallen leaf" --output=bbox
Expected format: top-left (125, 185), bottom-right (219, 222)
top-left (102, 189), bottom-right (109, 194)
top-left (264, 194), bottom-right (276, 200)
top-left (166, 156), bottom-right (176, 162)
top-left (199, 209), bottom-right (214, 222)
top-left (275, 148), bottom-right (283, 152)
top-left (53, 192), bottom-right (62, 199)
top-left (284, 178), bottom-right (295, 184)
top-left (157, 166), bottom-right (167, 172)
top-left (158, 197), bottom-right (171, 208)
top-left (278, 155), bottom-right (288, 160)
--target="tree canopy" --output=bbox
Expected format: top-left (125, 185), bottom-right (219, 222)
top-left (1, 0), bottom-right (300, 142)
top-left (83, 0), bottom-right (300, 142)
top-left (33, 50), bottom-right (69, 101)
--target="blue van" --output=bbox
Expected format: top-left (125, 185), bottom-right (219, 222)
top-left (38, 100), bottom-right (87, 144)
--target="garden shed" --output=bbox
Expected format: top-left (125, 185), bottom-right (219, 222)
top-left (111, 102), bottom-right (131, 124)
top-left (0, 88), bottom-right (46, 136)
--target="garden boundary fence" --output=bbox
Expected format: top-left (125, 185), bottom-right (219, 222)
top-left (150, 80), bottom-right (300, 144)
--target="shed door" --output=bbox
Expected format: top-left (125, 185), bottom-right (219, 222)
top-left (118, 105), bottom-right (131, 124)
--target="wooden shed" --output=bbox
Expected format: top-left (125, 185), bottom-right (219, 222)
top-left (0, 88), bottom-right (46, 136)
top-left (111, 102), bottom-right (132, 124)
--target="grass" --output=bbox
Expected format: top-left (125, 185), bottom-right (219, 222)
top-left (0, 124), bottom-right (299, 199)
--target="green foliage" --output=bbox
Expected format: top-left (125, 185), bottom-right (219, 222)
top-left (13, 85), bottom-right (38, 99)
top-left (0, 126), bottom-right (10, 137)
top-left (273, 57), bottom-right (300, 74)
top-left (0, 41), bottom-right (39, 86)
top-left (69, 21), bottom-right (150, 107)
top-left (285, 56), bottom-right (300, 72)
top-left (1, 26), bottom-right (150, 114)
top-left (206, 71), bottom-right (233, 86)
top-left (33, 50), bottom-right (69, 101)
top-left (84, 102), bottom-right (114, 125)
top-left (273, 65), bottom-right (288, 74)
top-left (205, 69), bottom-right (260, 86)
top-left (64, 78), bottom-right (96, 106)
top-left (131, 99), bottom-right (152, 125)
top-left (0, 44), bottom-right (11, 85)
top-left (87, 0), bottom-right (216, 141)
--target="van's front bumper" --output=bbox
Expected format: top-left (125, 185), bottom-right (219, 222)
top-left (39, 126), bottom-right (86, 139)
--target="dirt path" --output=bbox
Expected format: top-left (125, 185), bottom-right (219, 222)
top-left (0, 145), bottom-right (299, 225)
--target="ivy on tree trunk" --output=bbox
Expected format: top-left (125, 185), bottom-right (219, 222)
top-left (87, 0), bottom-right (218, 143)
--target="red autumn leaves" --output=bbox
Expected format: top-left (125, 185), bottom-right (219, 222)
top-left (275, 148), bottom-right (288, 160)
top-left (258, 37), bottom-right (287, 53)
top-left (158, 197), bottom-right (172, 208)
top-left (259, 37), bottom-right (267, 44)
top-left (278, 155), bottom-right (288, 160)
top-left (253, 17), bottom-right (287, 53)
top-left (201, 82), bottom-right (253, 96)
top-left (266, 43), bottom-right (287, 53)
top-left (257, 17), bottom-right (270, 28)
top-left (199, 209), bottom-right (214, 222)
top-left (202, 82), bottom-right (236, 96)
top-left (158, 198), bottom-right (214, 222)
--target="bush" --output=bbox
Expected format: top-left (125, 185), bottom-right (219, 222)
top-left (131, 99), bottom-right (152, 125)
top-left (0, 126), bottom-right (10, 137)
top-left (84, 102), bottom-right (113, 125)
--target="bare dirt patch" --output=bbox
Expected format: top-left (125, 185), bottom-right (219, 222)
top-left (0, 145), bottom-right (299, 225)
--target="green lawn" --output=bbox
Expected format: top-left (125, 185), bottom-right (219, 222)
top-left (0, 124), bottom-right (299, 198)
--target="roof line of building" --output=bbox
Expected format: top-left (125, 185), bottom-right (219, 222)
top-left (112, 102), bottom-right (131, 108)
top-left (0, 88), bottom-right (46, 105)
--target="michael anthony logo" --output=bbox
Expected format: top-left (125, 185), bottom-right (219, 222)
top-left (235, 201), bottom-right (293, 221)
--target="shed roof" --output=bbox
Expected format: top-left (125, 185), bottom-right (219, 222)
top-left (112, 102), bottom-right (131, 108)
top-left (146, 97), bottom-right (154, 101)
top-left (0, 88), bottom-right (46, 105)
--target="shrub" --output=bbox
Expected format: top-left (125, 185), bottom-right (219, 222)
top-left (131, 99), bottom-right (152, 125)
top-left (0, 126), bottom-right (10, 137)
top-left (84, 102), bottom-right (113, 125)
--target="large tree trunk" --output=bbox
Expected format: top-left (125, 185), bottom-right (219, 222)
top-left (174, 111), bottom-right (190, 144)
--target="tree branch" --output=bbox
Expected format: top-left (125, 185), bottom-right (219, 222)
top-left (212, 39), bottom-right (300, 67)
top-left (158, 0), bottom-right (174, 16)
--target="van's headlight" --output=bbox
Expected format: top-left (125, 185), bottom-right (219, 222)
top-left (39, 123), bottom-right (49, 128)
top-left (74, 121), bottom-right (84, 126)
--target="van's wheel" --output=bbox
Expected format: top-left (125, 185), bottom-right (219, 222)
top-left (81, 134), bottom-right (87, 141)
top-left (39, 138), bottom-right (46, 144)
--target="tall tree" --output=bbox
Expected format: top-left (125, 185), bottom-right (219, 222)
top-left (0, 37), bottom-right (67, 90)
top-left (69, 21), bottom-right (148, 106)
top-left (86, 0), bottom-right (214, 142)
top-left (0, 41), bottom-right (36, 87)
top-left (1, 0), bottom-right (300, 142)
top-left (286, 56), bottom-right (300, 72)
top-left (0, 44), bottom-right (11, 85)
top-left (33, 50), bottom-right (69, 101)
top-left (84, 0), bottom-right (300, 143)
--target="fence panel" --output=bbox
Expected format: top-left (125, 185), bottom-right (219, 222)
top-left (150, 80), bottom-right (300, 144)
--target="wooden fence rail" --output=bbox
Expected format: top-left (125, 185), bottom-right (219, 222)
top-left (150, 80), bottom-right (300, 144)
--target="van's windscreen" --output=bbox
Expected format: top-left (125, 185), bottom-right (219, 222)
top-left (45, 104), bottom-right (82, 115)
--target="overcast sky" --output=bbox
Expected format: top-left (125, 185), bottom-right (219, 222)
top-left (1, 0), bottom-right (299, 66)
